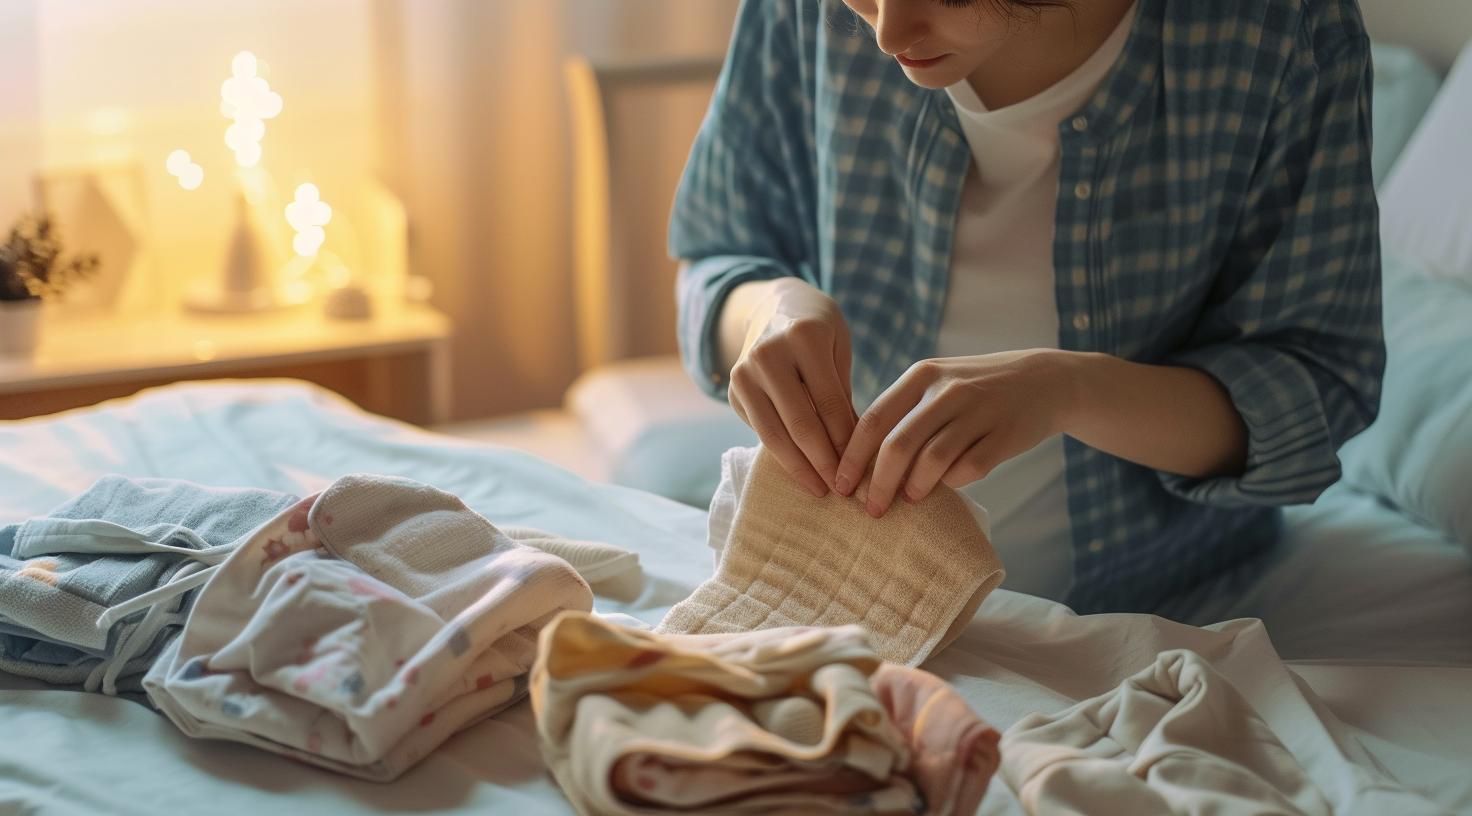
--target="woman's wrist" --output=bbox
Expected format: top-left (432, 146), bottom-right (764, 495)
top-left (1039, 348), bottom-right (1098, 440)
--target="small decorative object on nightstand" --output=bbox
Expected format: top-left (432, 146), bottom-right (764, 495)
top-left (0, 214), bottom-right (99, 357)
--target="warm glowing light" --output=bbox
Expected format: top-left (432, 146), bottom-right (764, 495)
top-left (286, 183), bottom-right (332, 256)
top-left (166, 149), bottom-right (205, 190)
top-left (220, 50), bottom-right (282, 168)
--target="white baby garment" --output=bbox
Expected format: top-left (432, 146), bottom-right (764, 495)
top-left (1001, 649), bottom-right (1335, 815)
top-left (659, 446), bottom-right (1003, 666)
top-left (144, 473), bottom-right (637, 780)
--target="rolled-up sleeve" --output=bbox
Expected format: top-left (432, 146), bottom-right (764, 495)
top-left (669, 0), bottom-right (816, 399)
top-left (1160, 33), bottom-right (1384, 507)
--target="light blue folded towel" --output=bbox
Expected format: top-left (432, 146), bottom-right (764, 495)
top-left (0, 476), bottom-right (298, 693)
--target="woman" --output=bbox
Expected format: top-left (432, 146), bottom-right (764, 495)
top-left (670, 0), bottom-right (1382, 613)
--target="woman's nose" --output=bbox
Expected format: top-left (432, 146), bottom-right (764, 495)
top-left (873, 0), bottom-right (926, 57)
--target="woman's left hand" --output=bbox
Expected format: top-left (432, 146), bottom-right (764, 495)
top-left (834, 349), bottom-right (1079, 517)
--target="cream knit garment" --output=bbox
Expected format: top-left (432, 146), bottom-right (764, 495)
top-left (532, 611), bottom-right (1000, 815)
top-left (658, 447), bottom-right (1004, 666)
top-left (144, 474), bottom-right (639, 780)
top-left (1001, 649), bottom-right (1335, 815)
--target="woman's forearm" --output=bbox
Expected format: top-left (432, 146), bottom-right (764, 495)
top-left (1059, 351), bottom-right (1248, 479)
top-left (714, 278), bottom-right (788, 374)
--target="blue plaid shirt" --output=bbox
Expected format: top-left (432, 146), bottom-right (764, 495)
top-left (670, 0), bottom-right (1383, 613)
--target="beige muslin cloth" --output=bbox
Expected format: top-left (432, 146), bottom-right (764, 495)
top-left (1001, 649), bottom-right (1336, 815)
top-left (530, 611), bottom-right (1000, 815)
top-left (658, 446), bottom-right (1003, 666)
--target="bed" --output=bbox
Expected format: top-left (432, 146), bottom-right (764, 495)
top-left (6, 13), bottom-right (1472, 816)
top-left (1, 380), bottom-right (1469, 814)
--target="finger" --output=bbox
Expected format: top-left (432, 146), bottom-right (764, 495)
top-left (866, 401), bottom-right (957, 517)
top-left (743, 388), bottom-right (830, 498)
top-left (728, 384), bottom-right (749, 427)
top-left (941, 433), bottom-right (1013, 490)
top-left (764, 367), bottom-right (841, 489)
top-left (835, 365), bottom-right (931, 496)
top-left (795, 353), bottom-right (856, 458)
top-left (834, 324), bottom-right (855, 408)
top-left (901, 419), bottom-right (982, 504)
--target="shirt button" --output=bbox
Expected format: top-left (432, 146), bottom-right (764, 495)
top-left (1074, 181), bottom-right (1093, 199)
top-left (1088, 539), bottom-right (1105, 554)
top-left (1071, 115), bottom-right (1088, 132)
top-left (1072, 313), bottom-right (1091, 331)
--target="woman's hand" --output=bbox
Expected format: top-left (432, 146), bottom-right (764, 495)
top-left (726, 278), bottom-right (858, 498)
top-left (834, 350), bottom-right (1079, 516)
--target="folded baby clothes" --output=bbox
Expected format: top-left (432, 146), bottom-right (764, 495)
top-left (0, 476), bottom-right (299, 694)
top-left (144, 473), bottom-right (636, 781)
top-left (658, 446), bottom-right (1004, 666)
top-left (531, 611), bottom-right (1001, 816)
top-left (1000, 649), bottom-right (1334, 816)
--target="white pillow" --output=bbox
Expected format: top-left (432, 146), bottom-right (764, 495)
top-left (1379, 41), bottom-right (1472, 283)
top-left (1338, 255), bottom-right (1472, 556)
top-left (566, 356), bottom-right (756, 508)
top-left (1368, 42), bottom-right (1441, 187)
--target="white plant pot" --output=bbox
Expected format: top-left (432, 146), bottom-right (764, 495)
top-left (0, 299), bottom-right (43, 357)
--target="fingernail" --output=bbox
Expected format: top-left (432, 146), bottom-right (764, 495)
top-left (902, 489), bottom-right (917, 504)
top-left (810, 482), bottom-right (829, 499)
top-left (866, 500), bottom-right (882, 518)
top-left (835, 473), bottom-right (852, 495)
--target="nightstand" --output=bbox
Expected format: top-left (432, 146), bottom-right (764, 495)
top-left (0, 303), bottom-right (452, 424)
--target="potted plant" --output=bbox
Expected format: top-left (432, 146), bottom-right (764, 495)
top-left (0, 214), bottom-right (99, 356)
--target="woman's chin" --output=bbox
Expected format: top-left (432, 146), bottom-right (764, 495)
top-left (898, 64), bottom-right (964, 90)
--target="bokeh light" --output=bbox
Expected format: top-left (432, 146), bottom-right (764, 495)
top-left (286, 183), bottom-right (333, 256)
top-left (166, 148), bottom-right (205, 190)
top-left (220, 50), bottom-right (282, 168)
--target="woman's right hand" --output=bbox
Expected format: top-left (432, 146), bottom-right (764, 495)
top-left (725, 278), bottom-right (857, 497)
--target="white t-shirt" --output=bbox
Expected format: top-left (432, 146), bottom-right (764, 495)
top-left (938, 3), bottom-right (1137, 601)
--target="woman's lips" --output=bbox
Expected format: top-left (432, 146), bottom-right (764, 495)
top-left (896, 53), bottom-right (948, 69)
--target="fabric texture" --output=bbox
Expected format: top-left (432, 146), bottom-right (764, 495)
top-left (1001, 649), bottom-right (1334, 815)
top-left (0, 476), bottom-right (298, 694)
top-left (144, 473), bottom-right (634, 781)
top-left (531, 611), bottom-right (999, 815)
top-left (670, 0), bottom-right (1383, 613)
top-left (658, 446), bottom-right (1001, 666)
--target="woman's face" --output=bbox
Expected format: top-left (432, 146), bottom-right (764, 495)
top-left (840, 0), bottom-right (1017, 89)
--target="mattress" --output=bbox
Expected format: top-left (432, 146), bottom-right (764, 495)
top-left (2, 381), bottom-right (1468, 814)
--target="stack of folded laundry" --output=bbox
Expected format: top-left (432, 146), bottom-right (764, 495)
top-left (531, 612), bottom-right (1001, 815)
top-left (1, 471), bottom-right (641, 781)
top-left (0, 476), bottom-right (300, 696)
top-left (143, 473), bottom-right (640, 780)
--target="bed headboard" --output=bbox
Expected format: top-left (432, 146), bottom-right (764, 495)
top-left (1361, 0), bottom-right (1472, 73)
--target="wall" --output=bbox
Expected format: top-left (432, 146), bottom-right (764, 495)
top-left (377, 0), bottom-right (739, 419)
top-left (0, 2), bottom-right (42, 232)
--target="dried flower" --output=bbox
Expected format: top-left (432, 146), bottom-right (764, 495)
top-left (0, 214), bottom-right (100, 301)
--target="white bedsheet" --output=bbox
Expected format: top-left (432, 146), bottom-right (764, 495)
top-left (2, 381), bottom-right (1469, 814)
